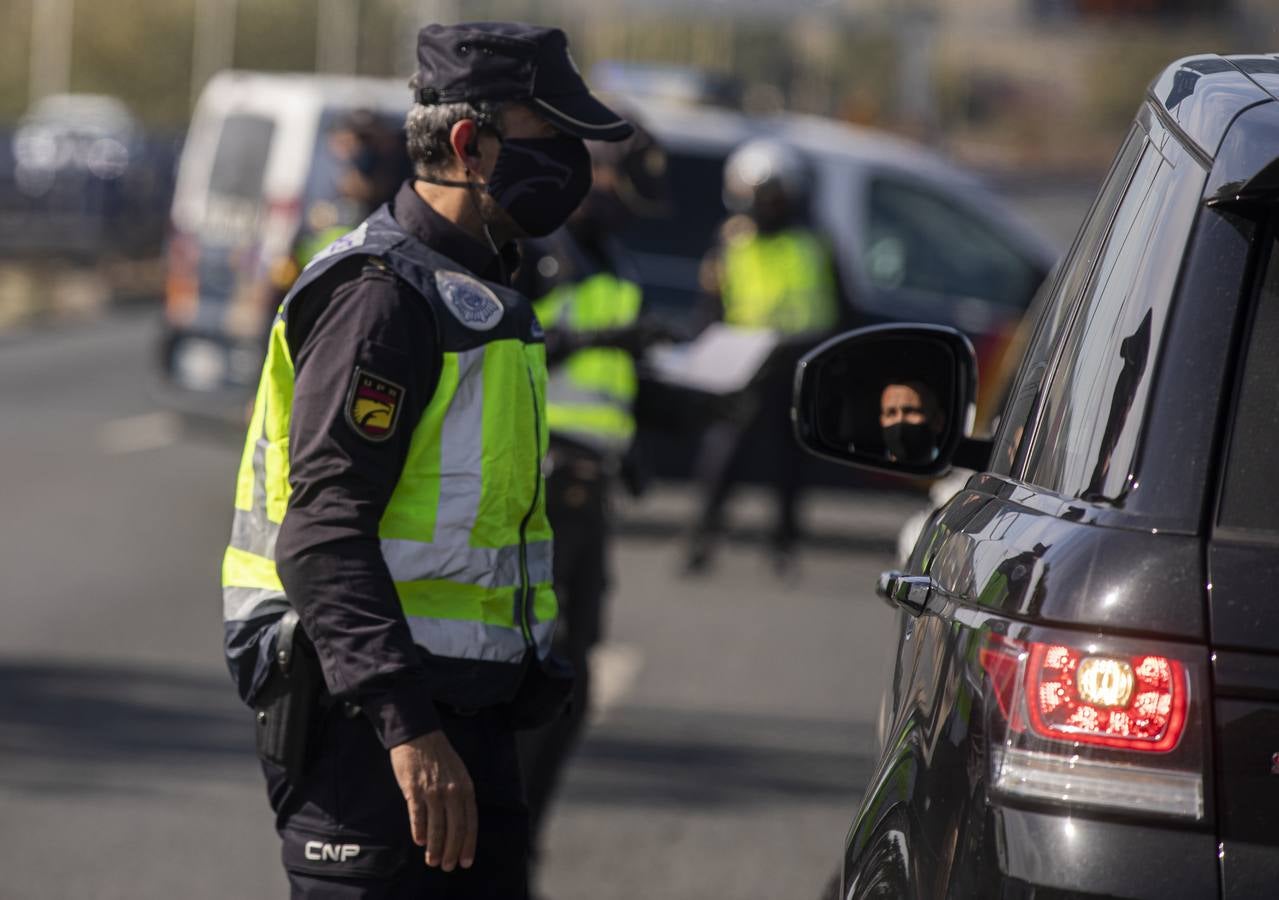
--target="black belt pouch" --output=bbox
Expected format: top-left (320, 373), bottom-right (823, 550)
top-left (254, 610), bottom-right (324, 783)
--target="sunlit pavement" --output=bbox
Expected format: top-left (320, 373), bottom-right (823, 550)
top-left (0, 311), bottom-right (911, 899)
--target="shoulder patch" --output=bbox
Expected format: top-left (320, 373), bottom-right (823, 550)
top-left (345, 368), bottom-right (404, 442)
top-left (435, 270), bottom-right (505, 331)
top-left (305, 221), bottom-right (369, 270)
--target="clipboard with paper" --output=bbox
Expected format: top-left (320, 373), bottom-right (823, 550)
top-left (643, 323), bottom-right (782, 396)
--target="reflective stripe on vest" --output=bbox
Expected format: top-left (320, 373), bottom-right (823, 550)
top-left (721, 228), bottom-right (838, 334)
top-left (534, 272), bottom-right (641, 456)
top-left (221, 209), bottom-right (557, 664)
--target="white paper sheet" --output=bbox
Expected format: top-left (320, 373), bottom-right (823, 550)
top-left (644, 324), bottom-right (781, 395)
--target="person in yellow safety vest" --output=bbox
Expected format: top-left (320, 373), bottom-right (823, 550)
top-left (292, 111), bottom-right (408, 268)
top-left (220, 22), bottom-right (636, 898)
top-left (512, 117), bottom-right (674, 881)
top-left (684, 137), bottom-right (846, 576)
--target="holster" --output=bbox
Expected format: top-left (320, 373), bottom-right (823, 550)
top-left (504, 652), bottom-right (575, 731)
top-left (254, 610), bottom-right (325, 784)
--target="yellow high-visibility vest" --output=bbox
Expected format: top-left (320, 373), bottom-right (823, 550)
top-left (534, 272), bottom-right (641, 456)
top-left (721, 227), bottom-right (839, 333)
top-left (222, 209), bottom-right (557, 679)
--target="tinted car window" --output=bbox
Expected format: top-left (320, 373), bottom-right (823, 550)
top-left (296, 109), bottom-right (411, 250)
top-left (988, 126), bottom-right (1144, 475)
top-left (863, 179), bottom-right (1040, 307)
top-left (1219, 230), bottom-right (1279, 533)
top-left (617, 149), bottom-right (726, 318)
top-left (1020, 135), bottom-right (1204, 500)
top-left (302, 110), bottom-right (410, 210)
top-left (208, 114), bottom-right (274, 201)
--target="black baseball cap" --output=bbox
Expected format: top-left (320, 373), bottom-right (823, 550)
top-left (415, 22), bottom-right (633, 142)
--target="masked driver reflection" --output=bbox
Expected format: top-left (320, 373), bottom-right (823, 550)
top-left (880, 380), bottom-right (944, 464)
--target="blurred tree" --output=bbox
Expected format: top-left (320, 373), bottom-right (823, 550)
top-left (0, 0), bottom-right (34, 120)
top-left (69, 0), bottom-right (194, 126)
top-left (234, 0), bottom-right (317, 73)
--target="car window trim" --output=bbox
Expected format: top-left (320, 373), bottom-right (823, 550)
top-left (860, 172), bottom-right (1041, 307)
top-left (1144, 85), bottom-right (1215, 172)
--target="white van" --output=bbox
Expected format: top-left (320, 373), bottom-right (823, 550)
top-left (160, 71), bottom-right (412, 412)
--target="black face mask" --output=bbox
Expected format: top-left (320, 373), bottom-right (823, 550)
top-left (883, 422), bottom-right (938, 465)
top-left (485, 136), bottom-right (592, 238)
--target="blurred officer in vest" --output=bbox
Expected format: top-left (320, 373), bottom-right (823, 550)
top-left (293, 110), bottom-right (407, 267)
top-left (512, 115), bottom-right (671, 877)
top-left (219, 21), bottom-right (632, 898)
top-left (684, 138), bottom-right (844, 575)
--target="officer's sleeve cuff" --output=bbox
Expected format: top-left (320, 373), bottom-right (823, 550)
top-left (360, 673), bottom-right (442, 749)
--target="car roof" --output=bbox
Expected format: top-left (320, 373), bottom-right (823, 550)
top-left (623, 94), bottom-right (977, 183)
top-left (1149, 54), bottom-right (1279, 162)
top-left (20, 93), bottom-right (138, 135)
top-left (619, 94), bottom-right (1057, 265)
top-left (200, 70), bottom-right (411, 114)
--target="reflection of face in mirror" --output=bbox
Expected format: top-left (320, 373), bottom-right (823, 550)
top-left (880, 381), bottom-right (944, 464)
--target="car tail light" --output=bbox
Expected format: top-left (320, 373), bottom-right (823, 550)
top-left (164, 229), bottom-right (199, 327)
top-left (980, 632), bottom-right (1203, 819)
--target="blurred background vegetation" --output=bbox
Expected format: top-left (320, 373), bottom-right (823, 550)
top-left (1, 0), bottom-right (1277, 169)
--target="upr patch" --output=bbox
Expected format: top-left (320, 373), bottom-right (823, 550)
top-left (345, 368), bottom-right (404, 442)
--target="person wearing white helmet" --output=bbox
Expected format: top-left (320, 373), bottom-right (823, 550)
top-left (684, 137), bottom-right (844, 575)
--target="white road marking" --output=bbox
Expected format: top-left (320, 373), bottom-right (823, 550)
top-left (96, 412), bottom-right (182, 455)
top-left (589, 643), bottom-right (644, 724)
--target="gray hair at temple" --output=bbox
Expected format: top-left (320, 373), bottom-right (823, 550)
top-left (404, 72), bottom-right (503, 178)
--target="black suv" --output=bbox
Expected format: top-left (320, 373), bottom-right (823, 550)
top-left (794, 54), bottom-right (1279, 899)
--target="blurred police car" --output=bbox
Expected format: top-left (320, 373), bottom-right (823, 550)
top-left (1, 94), bottom-right (166, 262)
top-left (619, 97), bottom-right (1058, 472)
top-left (159, 71), bottom-right (410, 416)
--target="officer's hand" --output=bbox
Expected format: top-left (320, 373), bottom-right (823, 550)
top-left (389, 731), bottom-right (477, 871)
top-left (612, 317), bottom-right (680, 356)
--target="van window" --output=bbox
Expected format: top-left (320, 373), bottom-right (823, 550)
top-left (200, 113), bottom-right (275, 246)
top-left (863, 179), bottom-right (1040, 308)
top-left (1219, 230), bottom-right (1279, 533)
top-left (208, 114), bottom-right (274, 201)
top-left (988, 126), bottom-right (1144, 476)
top-left (1019, 136), bottom-right (1204, 501)
top-left (295, 109), bottom-right (411, 259)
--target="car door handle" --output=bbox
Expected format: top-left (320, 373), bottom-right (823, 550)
top-left (876, 570), bottom-right (933, 617)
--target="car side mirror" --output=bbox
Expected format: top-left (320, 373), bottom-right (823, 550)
top-left (792, 324), bottom-right (980, 477)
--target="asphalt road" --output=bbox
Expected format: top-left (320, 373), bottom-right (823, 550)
top-left (0, 312), bottom-right (916, 899)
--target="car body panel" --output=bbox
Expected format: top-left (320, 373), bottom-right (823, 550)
top-left (840, 53), bottom-right (1279, 899)
top-left (929, 475), bottom-right (1206, 641)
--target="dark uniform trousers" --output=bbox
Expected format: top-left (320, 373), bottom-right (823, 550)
top-left (692, 344), bottom-right (808, 555)
top-left (518, 439), bottom-right (609, 847)
top-left (264, 704), bottom-right (529, 899)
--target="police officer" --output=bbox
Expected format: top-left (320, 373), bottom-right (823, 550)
top-left (512, 118), bottom-right (671, 875)
top-left (684, 138), bottom-right (843, 575)
top-left (293, 110), bottom-right (407, 266)
top-left (220, 22), bottom-right (632, 898)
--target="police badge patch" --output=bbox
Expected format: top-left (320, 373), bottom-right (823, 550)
top-left (435, 270), bottom-right (505, 331)
top-left (345, 368), bottom-right (404, 442)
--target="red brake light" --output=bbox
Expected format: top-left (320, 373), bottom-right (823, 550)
top-left (979, 635), bottom-right (1188, 753)
top-left (1025, 644), bottom-right (1186, 752)
top-left (165, 229), bottom-right (199, 326)
top-left (980, 630), bottom-right (1202, 819)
